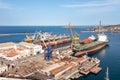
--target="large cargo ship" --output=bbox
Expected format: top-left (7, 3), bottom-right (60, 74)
top-left (73, 34), bottom-right (109, 56)
top-left (72, 21), bottom-right (109, 56)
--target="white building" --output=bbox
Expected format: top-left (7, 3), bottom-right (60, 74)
top-left (0, 42), bottom-right (44, 61)
top-left (0, 42), bottom-right (16, 49)
top-left (0, 42), bottom-right (21, 61)
top-left (18, 42), bottom-right (44, 55)
top-left (0, 63), bottom-right (8, 74)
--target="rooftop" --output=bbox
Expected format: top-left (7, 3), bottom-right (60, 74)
top-left (0, 42), bottom-right (16, 48)
top-left (18, 42), bottom-right (38, 48)
top-left (7, 51), bottom-right (18, 57)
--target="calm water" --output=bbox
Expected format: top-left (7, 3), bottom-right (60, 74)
top-left (0, 26), bottom-right (120, 80)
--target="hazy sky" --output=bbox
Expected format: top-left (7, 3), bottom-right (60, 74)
top-left (0, 0), bottom-right (120, 26)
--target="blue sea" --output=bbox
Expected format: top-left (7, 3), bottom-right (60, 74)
top-left (0, 26), bottom-right (120, 80)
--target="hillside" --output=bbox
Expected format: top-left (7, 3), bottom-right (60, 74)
top-left (87, 24), bottom-right (120, 32)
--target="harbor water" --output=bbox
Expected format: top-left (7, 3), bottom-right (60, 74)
top-left (0, 26), bottom-right (120, 80)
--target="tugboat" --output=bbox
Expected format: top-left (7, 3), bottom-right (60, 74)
top-left (70, 21), bottom-right (109, 56)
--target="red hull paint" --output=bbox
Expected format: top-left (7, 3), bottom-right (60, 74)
top-left (75, 43), bottom-right (107, 56)
top-left (44, 39), bottom-right (71, 46)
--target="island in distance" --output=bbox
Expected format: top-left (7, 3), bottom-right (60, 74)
top-left (87, 24), bottom-right (120, 32)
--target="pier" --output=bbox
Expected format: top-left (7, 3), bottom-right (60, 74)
top-left (0, 41), bottom-right (102, 80)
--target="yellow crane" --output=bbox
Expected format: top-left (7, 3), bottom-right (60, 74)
top-left (24, 32), bottom-right (33, 43)
top-left (67, 23), bottom-right (79, 48)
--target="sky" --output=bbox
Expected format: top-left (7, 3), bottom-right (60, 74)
top-left (0, 0), bottom-right (120, 26)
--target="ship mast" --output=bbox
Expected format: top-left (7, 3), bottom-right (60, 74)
top-left (105, 67), bottom-right (109, 80)
top-left (98, 21), bottom-right (101, 34)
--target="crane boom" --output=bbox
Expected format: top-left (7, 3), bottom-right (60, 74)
top-left (69, 22), bottom-right (73, 38)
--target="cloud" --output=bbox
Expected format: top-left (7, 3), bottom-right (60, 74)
top-left (61, 0), bottom-right (120, 14)
top-left (0, 1), bottom-right (24, 12)
top-left (62, 0), bottom-right (120, 8)
top-left (0, 1), bottom-right (12, 9)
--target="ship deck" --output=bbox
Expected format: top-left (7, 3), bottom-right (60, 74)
top-left (74, 41), bottom-right (106, 51)
top-left (75, 42), bottom-right (107, 56)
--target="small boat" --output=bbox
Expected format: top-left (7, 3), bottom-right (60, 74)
top-left (105, 67), bottom-right (109, 80)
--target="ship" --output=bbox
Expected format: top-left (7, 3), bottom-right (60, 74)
top-left (71, 21), bottom-right (109, 56)
top-left (24, 31), bottom-right (71, 47)
top-left (24, 31), bottom-right (53, 43)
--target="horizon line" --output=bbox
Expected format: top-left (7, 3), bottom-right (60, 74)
top-left (0, 24), bottom-right (119, 26)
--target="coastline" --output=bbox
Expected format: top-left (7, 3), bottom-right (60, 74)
top-left (87, 24), bottom-right (120, 32)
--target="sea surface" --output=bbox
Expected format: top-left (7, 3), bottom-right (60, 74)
top-left (0, 26), bottom-right (120, 80)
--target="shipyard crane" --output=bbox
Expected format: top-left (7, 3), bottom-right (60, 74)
top-left (24, 31), bottom-right (34, 43)
top-left (53, 35), bottom-right (57, 49)
top-left (38, 32), bottom-right (47, 48)
top-left (67, 23), bottom-right (79, 48)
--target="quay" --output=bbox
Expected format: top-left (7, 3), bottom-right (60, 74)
top-left (0, 41), bottom-right (102, 80)
top-left (90, 66), bottom-right (102, 74)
